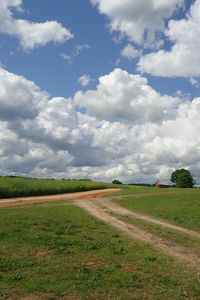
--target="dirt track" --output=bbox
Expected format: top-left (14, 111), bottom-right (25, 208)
top-left (74, 191), bottom-right (200, 266)
top-left (95, 198), bottom-right (200, 240)
top-left (1, 189), bottom-right (200, 266)
top-left (0, 189), bottom-right (119, 208)
top-left (75, 199), bottom-right (200, 265)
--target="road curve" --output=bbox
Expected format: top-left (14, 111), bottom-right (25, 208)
top-left (0, 189), bottom-right (120, 208)
top-left (75, 198), bottom-right (200, 266)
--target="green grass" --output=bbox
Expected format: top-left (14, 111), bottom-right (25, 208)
top-left (114, 187), bottom-right (200, 231)
top-left (113, 185), bottom-right (177, 196)
top-left (0, 176), bottom-right (119, 198)
top-left (0, 204), bottom-right (200, 299)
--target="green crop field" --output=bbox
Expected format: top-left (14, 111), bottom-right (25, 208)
top-left (0, 202), bottom-right (200, 300)
top-left (114, 187), bottom-right (200, 231)
top-left (0, 176), bottom-right (118, 198)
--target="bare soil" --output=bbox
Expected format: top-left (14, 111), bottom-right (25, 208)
top-left (2, 189), bottom-right (200, 267)
top-left (75, 199), bottom-right (200, 266)
top-left (0, 189), bottom-right (119, 207)
top-left (96, 198), bottom-right (200, 240)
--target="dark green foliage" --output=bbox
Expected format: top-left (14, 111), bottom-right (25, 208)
top-left (112, 179), bottom-right (123, 185)
top-left (170, 169), bottom-right (194, 188)
top-left (128, 183), bottom-right (154, 187)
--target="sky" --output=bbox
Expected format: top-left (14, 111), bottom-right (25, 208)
top-left (0, 0), bottom-right (200, 184)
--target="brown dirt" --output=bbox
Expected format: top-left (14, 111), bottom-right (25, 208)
top-left (0, 189), bottom-right (120, 208)
top-left (81, 262), bottom-right (99, 269)
top-left (33, 250), bottom-right (49, 258)
top-left (7, 294), bottom-right (80, 300)
top-left (6, 293), bottom-right (56, 300)
top-left (124, 262), bottom-right (135, 270)
top-left (75, 199), bottom-right (200, 266)
top-left (2, 188), bottom-right (200, 267)
top-left (95, 198), bottom-right (200, 240)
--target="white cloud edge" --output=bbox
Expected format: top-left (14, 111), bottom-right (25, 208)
top-left (78, 74), bottom-right (92, 87)
top-left (1, 66), bottom-right (200, 184)
top-left (0, 0), bottom-right (73, 50)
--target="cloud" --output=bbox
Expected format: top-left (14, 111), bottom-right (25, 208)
top-left (121, 44), bottom-right (141, 60)
top-left (138, 0), bottom-right (200, 78)
top-left (0, 0), bottom-right (73, 50)
top-left (91, 0), bottom-right (183, 46)
top-left (73, 44), bottom-right (90, 56)
top-left (61, 44), bottom-right (90, 64)
top-left (60, 54), bottom-right (73, 64)
top-left (189, 78), bottom-right (200, 88)
top-left (0, 67), bottom-right (107, 174)
top-left (75, 68), bottom-right (181, 124)
top-left (1, 66), bottom-right (200, 184)
top-left (78, 74), bottom-right (91, 87)
top-left (0, 67), bottom-right (46, 120)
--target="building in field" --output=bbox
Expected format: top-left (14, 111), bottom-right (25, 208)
top-left (155, 180), bottom-right (170, 188)
top-left (155, 180), bottom-right (161, 188)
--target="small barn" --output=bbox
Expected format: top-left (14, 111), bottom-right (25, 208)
top-left (155, 180), bottom-right (161, 188)
top-left (155, 180), bottom-right (170, 188)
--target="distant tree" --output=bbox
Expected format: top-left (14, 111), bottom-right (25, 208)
top-left (112, 179), bottom-right (122, 185)
top-left (170, 169), bottom-right (194, 188)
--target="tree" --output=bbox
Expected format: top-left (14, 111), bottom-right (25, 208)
top-left (170, 169), bottom-right (194, 188)
top-left (112, 179), bottom-right (122, 185)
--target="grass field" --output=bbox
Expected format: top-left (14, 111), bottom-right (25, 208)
top-left (1, 185), bottom-right (200, 299)
top-left (114, 187), bottom-right (200, 231)
top-left (118, 214), bottom-right (200, 258)
top-left (0, 177), bottom-right (118, 198)
top-left (1, 202), bottom-right (200, 300)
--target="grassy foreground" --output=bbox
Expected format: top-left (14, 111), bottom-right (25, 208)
top-left (114, 187), bottom-right (200, 231)
top-left (0, 203), bottom-right (200, 300)
top-left (0, 177), bottom-right (117, 198)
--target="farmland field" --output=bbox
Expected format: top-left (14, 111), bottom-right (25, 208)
top-left (114, 187), bottom-right (200, 231)
top-left (1, 201), bottom-right (200, 300)
top-left (1, 185), bottom-right (200, 299)
top-left (0, 177), bottom-right (118, 198)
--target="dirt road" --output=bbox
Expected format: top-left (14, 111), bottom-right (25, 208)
top-left (1, 188), bottom-right (200, 266)
top-left (75, 199), bottom-right (200, 265)
top-left (95, 197), bottom-right (200, 240)
top-left (0, 189), bottom-right (119, 208)
top-left (73, 192), bottom-right (200, 266)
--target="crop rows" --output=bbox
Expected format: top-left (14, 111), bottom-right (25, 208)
top-left (0, 177), bottom-right (115, 198)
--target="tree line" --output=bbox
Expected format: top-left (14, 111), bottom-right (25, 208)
top-left (112, 168), bottom-right (195, 188)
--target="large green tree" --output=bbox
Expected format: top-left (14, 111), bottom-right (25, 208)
top-left (170, 169), bottom-right (194, 188)
top-left (112, 179), bottom-right (122, 185)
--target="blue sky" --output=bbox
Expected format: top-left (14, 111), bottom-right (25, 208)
top-left (1, 0), bottom-right (198, 98)
top-left (0, 0), bottom-right (121, 97)
top-left (0, 0), bottom-right (200, 183)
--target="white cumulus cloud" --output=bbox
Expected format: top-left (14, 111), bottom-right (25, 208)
top-left (0, 0), bottom-right (73, 50)
top-left (91, 0), bottom-right (183, 46)
top-left (138, 0), bottom-right (200, 78)
top-left (75, 68), bottom-right (181, 124)
top-left (1, 66), bottom-right (200, 184)
top-left (121, 44), bottom-right (141, 60)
